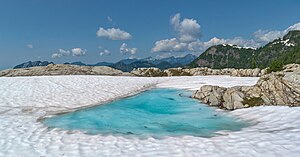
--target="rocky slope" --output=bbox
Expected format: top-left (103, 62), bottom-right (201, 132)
top-left (190, 30), bottom-right (300, 69)
top-left (192, 64), bottom-right (300, 110)
top-left (131, 67), bottom-right (267, 77)
top-left (190, 44), bottom-right (256, 69)
top-left (0, 64), bottom-right (132, 77)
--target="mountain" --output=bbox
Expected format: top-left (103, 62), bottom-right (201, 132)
top-left (112, 61), bottom-right (155, 72)
top-left (254, 30), bottom-right (300, 68)
top-left (110, 54), bottom-right (196, 72)
top-left (189, 44), bottom-right (256, 69)
top-left (69, 61), bottom-right (86, 66)
top-left (93, 62), bottom-right (114, 66)
top-left (190, 30), bottom-right (300, 69)
top-left (161, 54), bottom-right (197, 65)
top-left (118, 58), bottom-right (139, 64)
top-left (13, 61), bottom-right (54, 69)
top-left (13, 54), bottom-right (196, 72)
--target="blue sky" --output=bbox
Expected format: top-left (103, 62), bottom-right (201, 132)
top-left (0, 0), bottom-right (300, 69)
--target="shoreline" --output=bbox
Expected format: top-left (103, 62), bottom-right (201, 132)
top-left (39, 83), bottom-right (158, 120)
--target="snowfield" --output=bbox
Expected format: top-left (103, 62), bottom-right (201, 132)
top-left (0, 75), bottom-right (299, 157)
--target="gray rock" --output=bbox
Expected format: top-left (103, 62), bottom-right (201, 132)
top-left (0, 64), bottom-right (132, 77)
top-left (193, 85), bottom-right (226, 107)
top-left (193, 64), bottom-right (300, 110)
top-left (223, 88), bottom-right (245, 110)
top-left (131, 68), bottom-right (167, 77)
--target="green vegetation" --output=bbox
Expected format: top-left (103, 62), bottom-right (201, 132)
top-left (189, 45), bottom-right (255, 69)
top-left (243, 97), bottom-right (265, 107)
top-left (167, 69), bottom-right (192, 76)
top-left (190, 30), bottom-right (300, 69)
top-left (142, 69), bottom-right (168, 77)
top-left (267, 60), bottom-right (283, 73)
top-left (250, 57), bottom-right (257, 69)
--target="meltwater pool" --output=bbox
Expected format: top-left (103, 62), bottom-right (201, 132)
top-left (43, 88), bottom-right (248, 137)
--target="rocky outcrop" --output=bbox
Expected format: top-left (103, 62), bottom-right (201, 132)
top-left (130, 67), bottom-right (167, 77)
top-left (131, 67), bottom-right (266, 77)
top-left (193, 64), bottom-right (300, 110)
top-left (192, 85), bottom-right (227, 106)
top-left (0, 64), bottom-right (133, 77)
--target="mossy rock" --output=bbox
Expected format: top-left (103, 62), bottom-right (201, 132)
top-left (168, 69), bottom-right (192, 76)
top-left (243, 97), bottom-right (265, 107)
top-left (144, 70), bottom-right (167, 77)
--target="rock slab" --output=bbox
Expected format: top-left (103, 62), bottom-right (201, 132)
top-left (193, 64), bottom-right (300, 110)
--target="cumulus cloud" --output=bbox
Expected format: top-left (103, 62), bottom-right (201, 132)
top-left (191, 37), bottom-right (259, 51)
top-left (51, 49), bottom-right (71, 58)
top-left (100, 49), bottom-right (111, 56)
top-left (153, 13), bottom-right (300, 54)
top-left (120, 43), bottom-right (138, 55)
top-left (152, 13), bottom-right (201, 53)
top-left (152, 37), bottom-right (226, 53)
top-left (71, 48), bottom-right (87, 56)
top-left (152, 38), bottom-right (188, 52)
top-left (286, 22), bottom-right (300, 32)
top-left (152, 14), bottom-right (300, 54)
top-left (254, 22), bottom-right (300, 43)
top-left (171, 13), bottom-right (201, 42)
top-left (253, 30), bottom-right (284, 43)
top-left (51, 48), bottom-right (86, 58)
top-left (27, 44), bottom-right (33, 49)
top-left (152, 36), bottom-right (259, 53)
top-left (96, 27), bottom-right (132, 40)
top-left (51, 53), bottom-right (62, 58)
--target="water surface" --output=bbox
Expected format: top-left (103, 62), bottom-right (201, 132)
top-left (44, 88), bottom-right (248, 137)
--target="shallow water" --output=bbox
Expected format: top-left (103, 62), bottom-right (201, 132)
top-left (43, 88), bottom-right (248, 137)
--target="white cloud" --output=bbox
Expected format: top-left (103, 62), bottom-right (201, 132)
top-left (71, 48), bottom-right (87, 56)
top-left (254, 22), bottom-right (300, 43)
top-left (152, 15), bottom-right (300, 53)
top-left (152, 38), bottom-right (188, 52)
top-left (286, 22), bottom-right (300, 32)
top-left (120, 43), bottom-right (138, 55)
top-left (51, 48), bottom-right (86, 58)
top-left (253, 30), bottom-right (284, 43)
top-left (156, 52), bottom-right (172, 59)
top-left (51, 53), bottom-right (62, 58)
top-left (100, 49), bottom-right (111, 56)
top-left (96, 27), bottom-right (132, 40)
top-left (51, 49), bottom-right (71, 58)
top-left (27, 44), bottom-right (33, 49)
top-left (226, 37), bottom-right (260, 48)
top-left (152, 36), bottom-right (259, 53)
top-left (153, 13), bottom-right (300, 54)
top-left (59, 48), bottom-right (71, 56)
top-left (128, 55), bottom-right (138, 59)
top-left (170, 13), bottom-right (201, 42)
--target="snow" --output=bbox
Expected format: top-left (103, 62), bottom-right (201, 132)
top-left (222, 44), bottom-right (256, 50)
top-left (0, 75), bottom-right (299, 157)
top-left (273, 39), bottom-right (295, 47)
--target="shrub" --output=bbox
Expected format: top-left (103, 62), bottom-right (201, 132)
top-left (243, 97), bottom-right (265, 107)
top-left (267, 60), bottom-right (283, 73)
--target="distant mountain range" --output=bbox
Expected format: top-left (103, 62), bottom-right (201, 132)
top-left (14, 54), bottom-right (197, 72)
top-left (13, 61), bottom-right (55, 69)
top-left (15, 31), bottom-right (300, 72)
top-left (190, 30), bottom-right (300, 69)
